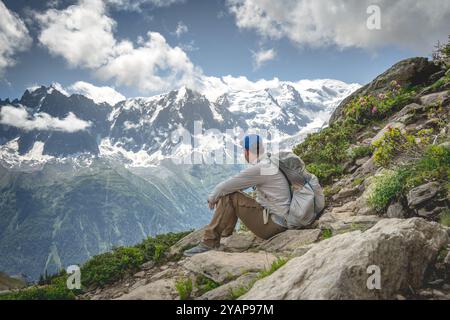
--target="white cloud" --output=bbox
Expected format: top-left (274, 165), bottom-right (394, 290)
top-left (34, 0), bottom-right (201, 94)
top-left (227, 0), bottom-right (450, 52)
top-left (175, 21), bottom-right (188, 37)
top-left (34, 0), bottom-right (116, 69)
top-left (0, 105), bottom-right (91, 132)
top-left (252, 48), bottom-right (276, 69)
top-left (96, 32), bottom-right (200, 92)
top-left (68, 81), bottom-right (126, 105)
top-left (106, 0), bottom-right (185, 11)
top-left (0, 1), bottom-right (32, 74)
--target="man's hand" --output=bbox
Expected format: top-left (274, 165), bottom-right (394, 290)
top-left (208, 199), bottom-right (217, 210)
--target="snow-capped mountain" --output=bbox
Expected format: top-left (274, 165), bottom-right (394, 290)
top-left (0, 80), bottom-right (360, 168)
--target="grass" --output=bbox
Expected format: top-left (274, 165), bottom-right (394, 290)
top-left (440, 209), bottom-right (450, 227)
top-left (194, 275), bottom-right (220, 296)
top-left (320, 229), bottom-right (333, 240)
top-left (175, 277), bottom-right (193, 300)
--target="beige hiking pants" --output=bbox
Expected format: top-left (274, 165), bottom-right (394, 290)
top-left (203, 191), bottom-right (287, 248)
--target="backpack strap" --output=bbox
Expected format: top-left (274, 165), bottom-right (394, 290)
top-left (277, 165), bottom-right (293, 201)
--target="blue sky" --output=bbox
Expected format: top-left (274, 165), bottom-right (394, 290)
top-left (0, 0), bottom-right (448, 101)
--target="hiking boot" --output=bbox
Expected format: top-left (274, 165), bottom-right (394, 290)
top-left (183, 242), bottom-right (214, 257)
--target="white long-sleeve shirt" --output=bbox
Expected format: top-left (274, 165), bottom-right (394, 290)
top-left (208, 154), bottom-right (291, 226)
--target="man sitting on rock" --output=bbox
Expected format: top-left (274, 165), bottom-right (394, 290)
top-left (184, 134), bottom-right (290, 256)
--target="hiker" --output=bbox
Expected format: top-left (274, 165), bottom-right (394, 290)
top-left (184, 134), bottom-right (324, 256)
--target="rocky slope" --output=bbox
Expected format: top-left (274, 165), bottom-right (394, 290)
top-left (74, 56), bottom-right (450, 301)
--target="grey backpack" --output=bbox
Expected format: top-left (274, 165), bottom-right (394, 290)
top-left (268, 152), bottom-right (325, 229)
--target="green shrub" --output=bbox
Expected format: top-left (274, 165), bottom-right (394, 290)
top-left (404, 144), bottom-right (450, 189)
top-left (175, 277), bottom-right (193, 300)
top-left (306, 163), bottom-right (343, 184)
top-left (81, 247), bottom-right (144, 288)
top-left (372, 128), bottom-right (433, 167)
top-left (136, 231), bottom-right (192, 262)
top-left (344, 84), bottom-right (416, 124)
top-left (440, 209), bottom-right (450, 227)
top-left (321, 229), bottom-right (333, 240)
top-left (229, 285), bottom-right (251, 300)
top-left (348, 145), bottom-right (373, 160)
top-left (367, 169), bottom-right (409, 213)
top-left (0, 275), bottom-right (77, 300)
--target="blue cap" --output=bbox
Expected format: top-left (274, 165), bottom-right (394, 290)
top-left (244, 134), bottom-right (261, 151)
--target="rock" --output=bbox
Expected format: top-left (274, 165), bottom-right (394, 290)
top-left (169, 227), bottom-right (206, 256)
top-left (319, 213), bottom-right (381, 233)
top-left (419, 91), bottom-right (450, 106)
top-left (330, 57), bottom-right (440, 124)
top-left (240, 218), bottom-right (448, 300)
top-left (355, 156), bottom-right (370, 166)
top-left (407, 182), bottom-right (440, 208)
top-left (130, 278), bottom-right (147, 291)
top-left (417, 206), bottom-right (446, 218)
top-left (332, 185), bottom-right (362, 201)
top-left (386, 202), bottom-right (406, 219)
top-left (393, 103), bottom-right (426, 124)
top-left (149, 268), bottom-right (177, 282)
top-left (134, 271), bottom-right (145, 278)
top-left (258, 229), bottom-right (321, 253)
top-left (371, 122), bottom-right (405, 144)
top-left (197, 273), bottom-right (259, 300)
top-left (439, 141), bottom-right (450, 149)
top-left (116, 278), bottom-right (177, 300)
top-left (141, 261), bottom-right (155, 270)
top-left (291, 244), bottom-right (314, 257)
top-left (444, 251), bottom-right (450, 265)
top-left (352, 157), bottom-right (377, 178)
top-left (182, 251), bottom-right (277, 284)
top-left (396, 294), bottom-right (406, 300)
top-left (220, 232), bottom-right (261, 252)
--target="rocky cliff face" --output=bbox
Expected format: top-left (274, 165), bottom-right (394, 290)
top-left (75, 56), bottom-right (450, 301)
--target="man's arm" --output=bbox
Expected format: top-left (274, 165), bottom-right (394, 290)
top-left (208, 165), bottom-right (266, 204)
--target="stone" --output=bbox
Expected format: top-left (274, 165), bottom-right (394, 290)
top-left (419, 91), bottom-right (450, 106)
top-left (240, 218), bottom-right (448, 300)
top-left (220, 232), bottom-right (261, 252)
top-left (417, 206), bottom-right (446, 218)
top-left (257, 229), bottom-right (321, 253)
top-left (386, 202), bottom-right (406, 219)
top-left (407, 182), bottom-right (440, 208)
top-left (332, 185), bottom-right (362, 201)
top-left (182, 251), bottom-right (277, 284)
top-left (141, 261), bottom-right (155, 270)
top-left (130, 278), bottom-right (147, 291)
top-left (149, 268), bottom-right (177, 282)
top-left (352, 157), bottom-right (377, 178)
top-left (197, 272), bottom-right (259, 300)
top-left (355, 156), bottom-right (370, 166)
top-left (134, 271), bottom-right (145, 278)
top-left (116, 278), bottom-right (177, 300)
top-left (395, 103), bottom-right (426, 119)
top-left (169, 227), bottom-right (206, 256)
top-left (319, 213), bottom-right (381, 233)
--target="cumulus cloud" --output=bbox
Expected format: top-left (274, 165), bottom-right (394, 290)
top-left (34, 0), bottom-right (201, 94)
top-left (0, 105), bottom-right (91, 132)
top-left (97, 32), bottom-right (200, 92)
top-left (68, 81), bottom-right (126, 105)
top-left (174, 21), bottom-right (188, 37)
top-left (227, 0), bottom-right (450, 52)
top-left (0, 1), bottom-right (32, 74)
top-left (34, 0), bottom-right (116, 69)
top-left (252, 48), bottom-right (276, 69)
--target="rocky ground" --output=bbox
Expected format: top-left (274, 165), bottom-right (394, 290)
top-left (81, 57), bottom-right (450, 301)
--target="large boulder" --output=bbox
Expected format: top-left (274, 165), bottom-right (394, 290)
top-left (116, 278), bottom-right (177, 300)
top-left (407, 182), bottom-right (440, 208)
top-left (330, 57), bottom-right (440, 124)
top-left (240, 218), bottom-right (448, 300)
top-left (182, 251), bottom-right (277, 284)
top-left (257, 229), bottom-right (321, 253)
